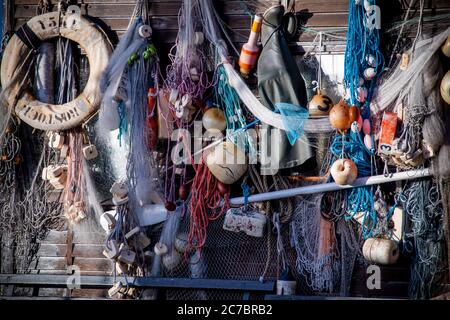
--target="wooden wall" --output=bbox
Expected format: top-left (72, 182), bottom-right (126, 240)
top-left (4, 0), bottom-right (450, 299)
top-left (10, 0), bottom-right (450, 56)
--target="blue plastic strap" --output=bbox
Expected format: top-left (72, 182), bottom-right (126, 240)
top-left (241, 182), bottom-right (251, 210)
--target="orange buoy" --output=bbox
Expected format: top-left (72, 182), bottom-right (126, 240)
top-left (308, 90), bottom-right (333, 117)
top-left (349, 106), bottom-right (360, 124)
top-left (329, 100), bottom-right (351, 131)
top-left (238, 15), bottom-right (263, 77)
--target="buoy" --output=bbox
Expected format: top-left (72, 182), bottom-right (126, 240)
top-left (154, 242), bottom-right (168, 256)
top-left (138, 25), bottom-right (152, 38)
top-left (364, 67), bottom-right (377, 80)
top-left (357, 115), bottom-right (363, 131)
top-left (179, 184), bottom-right (189, 201)
top-left (174, 232), bottom-right (189, 253)
top-left (366, 55), bottom-right (376, 67)
top-left (194, 32), bottom-right (205, 46)
top-left (82, 144), bottom-right (98, 160)
top-left (364, 134), bottom-right (373, 149)
top-left (441, 70), bottom-right (450, 104)
top-left (48, 132), bottom-right (65, 149)
top-left (190, 67), bottom-right (200, 82)
top-left (363, 119), bottom-right (371, 135)
top-left (202, 107), bottom-right (227, 131)
top-left (308, 90), bottom-right (334, 117)
top-left (110, 180), bottom-right (128, 199)
top-left (400, 53), bottom-right (410, 71)
top-left (169, 89), bottom-right (179, 105)
top-left (378, 111), bottom-right (398, 156)
top-left (238, 15), bottom-right (263, 77)
top-left (362, 238), bottom-right (399, 265)
top-left (112, 195), bottom-right (129, 206)
top-left (349, 106), bottom-right (360, 124)
top-left (0, 11), bottom-right (112, 131)
top-left (165, 201), bottom-right (176, 212)
top-left (100, 210), bottom-right (117, 232)
top-left (206, 141), bottom-right (248, 184)
top-left (162, 250), bottom-right (182, 271)
top-left (357, 86), bottom-right (367, 102)
top-left (329, 101), bottom-right (351, 131)
top-left (442, 36), bottom-right (450, 58)
top-left (330, 158), bottom-right (358, 185)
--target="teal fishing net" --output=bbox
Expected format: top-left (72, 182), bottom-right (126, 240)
top-left (274, 102), bottom-right (309, 146)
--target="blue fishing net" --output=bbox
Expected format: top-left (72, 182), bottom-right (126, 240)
top-left (274, 102), bottom-right (309, 146)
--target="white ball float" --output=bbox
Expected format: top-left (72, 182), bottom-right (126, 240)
top-left (154, 242), bottom-right (168, 256)
top-left (331, 158), bottom-right (358, 185)
top-left (363, 238), bottom-right (399, 265)
top-left (206, 141), bottom-right (248, 184)
top-left (202, 108), bottom-right (227, 131)
top-left (138, 25), bottom-right (152, 38)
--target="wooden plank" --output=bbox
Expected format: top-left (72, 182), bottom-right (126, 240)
top-left (38, 288), bottom-right (67, 297)
top-left (0, 274), bottom-right (276, 291)
top-left (37, 244), bottom-right (67, 257)
top-left (15, 12), bottom-right (350, 30)
top-left (35, 257), bottom-right (113, 272)
top-left (29, 270), bottom-right (111, 276)
top-left (38, 244), bottom-right (105, 258)
top-left (38, 230), bottom-right (105, 244)
top-left (70, 288), bottom-right (108, 298)
top-left (14, 3), bottom-right (178, 18)
top-left (13, 0), bottom-right (450, 10)
top-left (37, 230), bottom-right (67, 244)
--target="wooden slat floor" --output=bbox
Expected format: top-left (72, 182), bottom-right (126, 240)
top-left (25, 229), bottom-right (110, 298)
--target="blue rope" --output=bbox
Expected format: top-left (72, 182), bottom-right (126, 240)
top-left (338, 0), bottom-right (386, 238)
top-left (214, 65), bottom-right (256, 155)
top-left (331, 129), bottom-right (378, 238)
top-left (343, 0), bottom-right (384, 117)
top-left (117, 100), bottom-right (128, 146)
top-left (241, 182), bottom-right (251, 210)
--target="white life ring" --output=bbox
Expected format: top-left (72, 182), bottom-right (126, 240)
top-left (0, 11), bottom-right (112, 131)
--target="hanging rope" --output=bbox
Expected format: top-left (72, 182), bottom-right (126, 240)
top-left (187, 157), bottom-right (229, 257)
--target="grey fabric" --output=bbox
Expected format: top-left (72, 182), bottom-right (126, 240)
top-left (257, 5), bottom-right (313, 174)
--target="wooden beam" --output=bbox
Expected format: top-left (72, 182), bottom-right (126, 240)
top-left (0, 274), bottom-right (275, 292)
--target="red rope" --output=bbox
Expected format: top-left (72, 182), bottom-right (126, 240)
top-left (187, 156), bottom-right (229, 257)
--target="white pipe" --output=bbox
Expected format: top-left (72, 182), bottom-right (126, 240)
top-left (229, 168), bottom-right (431, 205)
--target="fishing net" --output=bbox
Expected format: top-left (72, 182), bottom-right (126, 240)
top-left (403, 178), bottom-right (447, 299)
top-left (290, 193), bottom-right (363, 295)
top-left (160, 209), bottom-right (290, 300)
